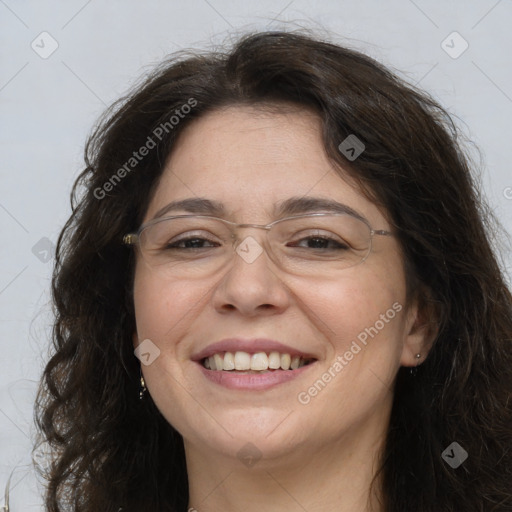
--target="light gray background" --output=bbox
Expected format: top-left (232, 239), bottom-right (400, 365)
top-left (1, 0), bottom-right (511, 509)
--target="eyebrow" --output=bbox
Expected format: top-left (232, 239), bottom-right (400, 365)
top-left (152, 198), bottom-right (226, 220)
top-left (275, 196), bottom-right (366, 222)
top-left (150, 196), bottom-right (367, 223)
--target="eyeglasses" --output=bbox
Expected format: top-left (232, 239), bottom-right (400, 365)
top-left (123, 213), bottom-right (393, 278)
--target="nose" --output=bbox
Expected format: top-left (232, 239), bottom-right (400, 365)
top-left (211, 235), bottom-right (291, 317)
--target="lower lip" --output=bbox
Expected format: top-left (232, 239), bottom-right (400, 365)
top-left (197, 363), bottom-right (316, 390)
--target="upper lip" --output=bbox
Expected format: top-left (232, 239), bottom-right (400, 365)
top-left (191, 338), bottom-right (317, 362)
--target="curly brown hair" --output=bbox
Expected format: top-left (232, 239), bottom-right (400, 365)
top-left (35, 30), bottom-right (512, 511)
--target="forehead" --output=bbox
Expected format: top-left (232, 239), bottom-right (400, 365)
top-left (144, 106), bottom-right (387, 227)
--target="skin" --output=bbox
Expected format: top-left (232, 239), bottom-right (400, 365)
top-left (132, 105), bottom-right (433, 512)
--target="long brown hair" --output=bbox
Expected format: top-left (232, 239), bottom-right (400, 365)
top-left (35, 30), bottom-right (512, 511)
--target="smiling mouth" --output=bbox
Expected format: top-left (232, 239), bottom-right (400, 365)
top-left (201, 350), bottom-right (316, 372)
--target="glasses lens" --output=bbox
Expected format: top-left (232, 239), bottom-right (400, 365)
top-left (139, 216), bottom-right (232, 276)
top-left (269, 214), bottom-right (372, 275)
top-left (137, 214), bottom-right (372, 278)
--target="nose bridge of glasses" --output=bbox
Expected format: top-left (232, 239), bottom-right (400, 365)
top-left (224, 220), bottom-right (280, 268)
top-left (228, 220), bottom-right (272, 244)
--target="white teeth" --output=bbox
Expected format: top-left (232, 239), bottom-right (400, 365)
top-left (202, 350), bottom-right (314, 371)
top-left (250, 352), bottom-right (268, 371)
top-left (268, 351), bottom-right (281, 369)
top-left (214, 353), bottom-right (224, 371)
top-left (280, 353), bottom-right (291, 370)
top-left (223, 351), bottom-right (235, 370)
top-left (234, 351), bottom-right (251, 370)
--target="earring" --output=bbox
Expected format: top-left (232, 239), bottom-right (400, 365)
top-left (410, 353), bottom-right (421, 376)
top-left (139, 368), bottom-right (147, 400)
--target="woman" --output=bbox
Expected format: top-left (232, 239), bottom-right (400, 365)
top-left (35, 30), bottom-right (512, 511)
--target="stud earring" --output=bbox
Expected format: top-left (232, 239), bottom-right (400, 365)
top-left (139, 368), bottom-right (147, 400)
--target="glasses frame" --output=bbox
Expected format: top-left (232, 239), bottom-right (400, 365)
top-left (123, 212), bottom-right (393, 267)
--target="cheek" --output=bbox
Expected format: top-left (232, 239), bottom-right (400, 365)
top-left (132, 266), bottom-right (207, 351)
top-left (295, 269), bottom-right (407, 425)
top-left (295, 260), bottom-right (409, 402)
top-left (305, 267), bottom-right (405, 341)
top-left (132, 268), bottom-right (213, 432)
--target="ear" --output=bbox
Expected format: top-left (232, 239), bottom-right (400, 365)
top-left (133, 331), bottom-right (139, 349)
top-left (400, 291), bottom-right (439, 367)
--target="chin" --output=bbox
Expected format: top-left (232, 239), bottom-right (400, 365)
top-left (196, 408), bottom-right (311, 460)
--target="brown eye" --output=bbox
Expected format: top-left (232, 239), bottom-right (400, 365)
top-left (289, 236), bottom-right (349, 250)
top-left (165, 237), bottom-right (221, 249)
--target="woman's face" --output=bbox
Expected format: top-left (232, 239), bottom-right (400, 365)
top-left (132, 105), bottom-right (426, 464)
